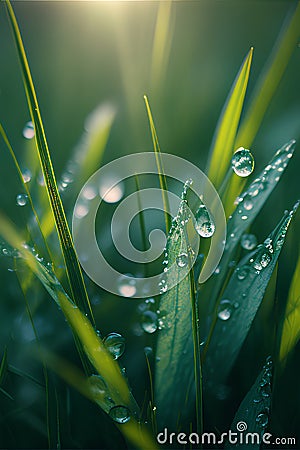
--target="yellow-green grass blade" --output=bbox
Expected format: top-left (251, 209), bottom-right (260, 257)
top-left (204, 202), bottom-right (298, 390)
top-left (225, 358), bottom-right (273, 449)
top-left (5, 0), bottom-right (94, 326)
top-left (206, 48), bottom-right (253, 189)
top-left (279, 248), bottom-right (300, 366)
top-left (144, 95), bottom-right (172, 233)
top-left (0, 213), bottom-right (157, 448)
top-left (150, 1), bottom-right (174, 90)
top-left (235, 3), bottom-right (300, 149)
top-left (226, 4), bottom-right (300, 213)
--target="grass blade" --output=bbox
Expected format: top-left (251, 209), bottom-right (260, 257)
top-left (204, 140), bottom-right (296, 319)
top-left (144, 95), bottom-right (171, 233)
top-left (0, 348), bottom-right (8, 387)
top-left (206, 48), bottom-right (253, 188)
top-left (235, 3), bottom-right (300, 149)
top-left (279, 249), bottom-right (300, 367)
top-left (155, 193), bottom-right (201, 431)
top-left (204, 201), bottom-right (298, 388)
top-left (225, 358), bottom-right (273, 449)
top-left (4, 0), bottom-right (94, 326)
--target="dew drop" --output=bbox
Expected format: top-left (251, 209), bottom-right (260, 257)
top-left (217, 300), bottom-right (233, 321)
top-left (243, 198), bottom-right (253, 210)
top-left (141, 311), bottom-right (158, 334)
top-left (236, 266), bottom-right (249, 280)
top-left (23, 121), bottom-right (35, 139)
top-left (231, 147), bottom-right (254, 177)
top-left (22, 169), bottom-right (32, 184)
top-left (117, 275), bottom-right (136, 297)
top-left (256, 411), bottom-right (269, 427)
top-left (103, 332), bottom-right (125, 360)
top-left (16, 194), bottom-right (28, 207)
top-left (241, 233), bottom-right (257, 251)
top-left (144, 346), bottom-right (153, 357)
top-left (109, 405), bottom-right (131, 424)
top-left (195, 204), bottom-right (215, 238)
top-left (176, 252), bottom-right (188, 268)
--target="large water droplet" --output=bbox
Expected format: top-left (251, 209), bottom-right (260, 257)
top-left (217, 300), bottom-right (233, 321)
top-left (176, 252), bottom-right (188, 268)
top-left (88, 374), bottom-right (107, 399)
top-left (22, 169), bottom-right (32, 184)
top-left (231, 147), bottom-right (254, 177)
top-left (103, 333), bottom-right (125, 360)
top-left (241, 233), bottom-right (257, 250)
top-left (141, 311), bottom-right (158, 334)
top-left (16, 194), bottom-right (28, 207)
top-left (23, 121), bottom-right (35, 139)
top-left (195, 204), bottom-right (215, 238)
top-left (109, 405), bottom-right (131, 424)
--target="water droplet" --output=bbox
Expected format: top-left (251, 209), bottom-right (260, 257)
top-left (144, 346), bottom-right (153, 357)
top-left (23, 121), bottom-right (35, 139)
top-left (141, 311), bottom-right (158, 334)
top-left (176, 252), bottom-right (188, 268)
top-left (109, 405), bottom-right (131, 424)
top-left (256, 410), bottom-right (269, 427)
top-left (195, 204), bottom-right (215, 238)
top-left (88, 374), bottom-right (107, 398)
top-left (231, 147), bottom-right (254, 177)
top-left (117, 275), bottom-right (136, 297)
top-left (99, 180), bottom-right (124, 203)
top-left (243, 199), bottom-right (253, 210)
top-left (241, 234), bottom-right (257, 250)
top-left (103, 333), bottom-right (125, 360)
top-left (22, 169), bottom-right (32, 183)
top-left (236, 266), bottom-right (249, 280)
top-left (217, 300), bottom-right (233, 321)
top-left (16, 194), bottom-right (28, 207)
top-left (253, 251), bottom-right (272, 271)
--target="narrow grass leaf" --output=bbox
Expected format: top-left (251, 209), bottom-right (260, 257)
top-left (225, 357), bottom-right (273, 449)
top-left (206, 48), bottom-right (253, 188)
top-left (155, 192), bottom-right (201, 430)
top-left (279, 249), bottom-right (300, 366)
top-left (144, 95), bottom-right (171, 233)
top-left (235, 3), bottom-right (300, 149)
top-left (4, 0), bottom-right (94, 326)
top-left (204, 202), bottom-right (298, 387)
top-left (0, 348), bottom-right (8, 386)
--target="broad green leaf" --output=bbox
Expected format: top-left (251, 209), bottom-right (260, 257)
top-left (155, 195), bottom-right (201, 431)
top-left (144, 95), bottom-right (171, 233)
top-left (0, 348), bottom-right (7, 386)
top-left (206, 48), bottom-right (253, 188)
top-left (204, 140), bottom-right (295, 318)
top-left (225, 358), bottom-right (273, 449)
top-left (279, 249), bottom-right (300, 366)
top-left (204, 202), bottom-right (298, 387)
top-left (5, 0), bottom-right (94, 326)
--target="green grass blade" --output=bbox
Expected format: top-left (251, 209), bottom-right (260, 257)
top-left (206, 48), bottom-right (253, 188)
top-left (144, 95), bottom-right (171, 233)
top-left (279, 249), bottom-right (300, 366)
top-left (204, 201), bottom-right (298, 388)
top-left (205, 140), bottom-right (295, 318)
top-left (155, 194), bottom-right (201, 431)
top-left (235, 3), bottom-right (300, 149)
top-left (225, 358), bottom-right (273, 449)
top-left (4, 0), bottom-right (95, 326)
top-left (0, 348), bottom-right (8, 386)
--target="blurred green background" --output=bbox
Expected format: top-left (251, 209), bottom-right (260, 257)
top-left (0, 1), bottom-right (300, 448)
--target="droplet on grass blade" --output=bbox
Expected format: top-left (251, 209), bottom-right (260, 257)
top-left (109, 405), bottom-right (131, 424)
top-left (195, 204), bottom-right (215, 238)
top-left (217, 300), bottom-right (233, 321)
top-left (176, 252), bottom-right (188, 268)
top-left (231, 147), bottom-right (254, 177)
top-left (22, 169), bottom-right (32, 183)
top-left (16, 194), bottom-right (28, 207)
top-left (22, 121), bottom-right (35, 139)
top-left (117, 275), bottom-right (136, 297)
top-left (141, 310), bottom-right (158, 334)
top-left (103, 333), bottom-right (125, 360)
top-left (241, 233), bottom-right (257, 250)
